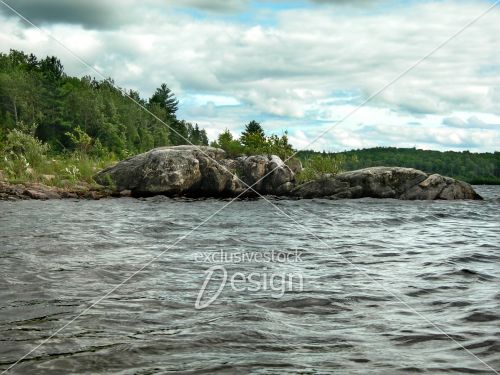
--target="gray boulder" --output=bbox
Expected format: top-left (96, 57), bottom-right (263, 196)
top-left (291, 167), bottom-right (482, 200)
top-left (95, 145), bottom-right (295, 197)
top-left (232, 154), bottom-right (294, 195)
top-left (95, 146), bottom-right (233, 196)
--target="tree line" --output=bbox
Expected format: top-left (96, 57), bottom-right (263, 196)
top-left (0, 49), bottom-right (208, 159)
top-left (298, 147), bottom-right (500, 184)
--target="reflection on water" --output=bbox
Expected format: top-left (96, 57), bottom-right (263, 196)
top-left (0, 186), bottom-right (499, 374)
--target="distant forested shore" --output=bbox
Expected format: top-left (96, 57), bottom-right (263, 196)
top-left (298, 148), bottom-right (500, 185)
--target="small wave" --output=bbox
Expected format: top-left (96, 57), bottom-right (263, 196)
top-left (263, 296), bottom-right (352, 311)
top-left (463, 339), bottom-right (500, 357)
top-left (450, 253), bottom-right (500, 263)
top-left (448, 268), bottom-right (496, 281)
top-left (406, 287), bottom-right (440, 297)
top-left (462, 311), bottom-right (499, 323)
top-left (391, 333), bottom-right (464, 345)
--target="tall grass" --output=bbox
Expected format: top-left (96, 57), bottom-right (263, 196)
top-left (0, 129), bottom-right (115, 188)
top-left (295, 154), bottom-right (348, 184)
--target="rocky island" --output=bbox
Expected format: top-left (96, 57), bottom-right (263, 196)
top-left (94, 145), bottom-right (482, 200)
top-left (0, 145), bottom-right (482, 201)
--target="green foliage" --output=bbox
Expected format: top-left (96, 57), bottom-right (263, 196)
top-left (212, 122), bottom-right (294, 160)
top-left (1, 129), bottom-right (46, 182)
top-left (2, 129), bottom-right (49, 170)
top-left (297, 147), bottom-right (500, 185)
top-left (50, 154), bottom-right (113, 187)
top-left (163, 118), bottom-right (184, 146)
top-left (186, 122), bottom-right (209, 146)
top-left (211, 129), bottom-right (244, 158)
top-left (243, 120), bottom-right (265, 137)
top-left (264, 133), bottom-right (294, 161)
top-left (0, 126), bottom-right (115, 187)
top-left (0, 50), bottom-right (211, 158)
top-left (149, 83), bottom-right (178, 116)
top-left (15, 121), bottom-right (37, 136)
top-left (241, 120), bottom-right (265, 147)
top-left (240, 131), bottom-right (267, 154)
top-left (295, 154), bottom-right (347, 184)
top-left (65, 126), bottom-right (93, 154)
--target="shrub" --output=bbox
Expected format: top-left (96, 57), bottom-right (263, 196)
top-left (295, 154), bottom-right (346, 184)
top-left (2, 129), bottom-right (49, 168)
top-left (65, 126), bottom-right (93, 154)
top-left (212, 128), bottom-right (295, 161)
top-left (0, 128), bottom-right (115, 186)
top-left (0, 130), bottom-right (50, 181)
top-left (211, 129), bottom-right (245, 158)
top-left (263, 133), bottom-right (294, 161)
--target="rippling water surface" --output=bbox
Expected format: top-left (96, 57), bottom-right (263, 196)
top-left (1, 186), bottom-right (499, 374)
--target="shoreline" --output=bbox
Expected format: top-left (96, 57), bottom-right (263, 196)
top-left (0, 180), bottom-right (492, 202)
top-left (0, 180), bottom-right (120, 201)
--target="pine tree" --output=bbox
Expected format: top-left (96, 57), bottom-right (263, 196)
top-left (149, 83), bottom-right (178, 118)
top-left (241, 120), bottom-right (264, 138)
top-left (240, 120), bottom-right (265, 148)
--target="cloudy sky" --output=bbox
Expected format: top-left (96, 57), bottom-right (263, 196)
top-left (1, 0), bottom-right (499, 152)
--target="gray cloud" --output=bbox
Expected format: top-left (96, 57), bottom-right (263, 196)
top-left (0, 0), bottom-right (136, 29)
top-left (166, 0), bottom-right (381, 13)
top-left (443, 117), bottom-right (467, 127)
top-left (308, 0), bottom-right (379, 4)
top-left (443, 116), bottom-right (500, 129)
top-left (166, 0), bottom-right (248, 13)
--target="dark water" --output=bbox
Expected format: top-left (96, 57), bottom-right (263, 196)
top-left (0, 186), bottom-right (499, 374)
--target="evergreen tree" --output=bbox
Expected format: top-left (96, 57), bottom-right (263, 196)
top-left (199, 128), bottom-right (209, 146)
top-left (149, 83), bottom-right (178, 118)
top-left (240, 120), bottom-right (265, 148)
top-left (169, 119), bottom-right (189, 145)
top-left (39, 56), bottom-right (64, 81)
top-left (241, 120), bottom-right (264, 138)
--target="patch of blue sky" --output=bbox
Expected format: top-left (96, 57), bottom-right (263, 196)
top-left (320, 89), bottom-right (364, 106)
top-left (478, 64), bottom-right (500, 76)
top-left (167, 0), bottom-right (438, 27)
top-left (169, 0), bottom-right (314, 27)
top-left (187, 94), bottom-right (241, 106)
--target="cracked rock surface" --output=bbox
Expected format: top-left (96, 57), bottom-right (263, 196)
top-left (95, 146), bottom-right (295, 197)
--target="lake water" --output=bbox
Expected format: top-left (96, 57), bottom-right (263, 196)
top-left (0, 186), bottom-right (499, 374)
